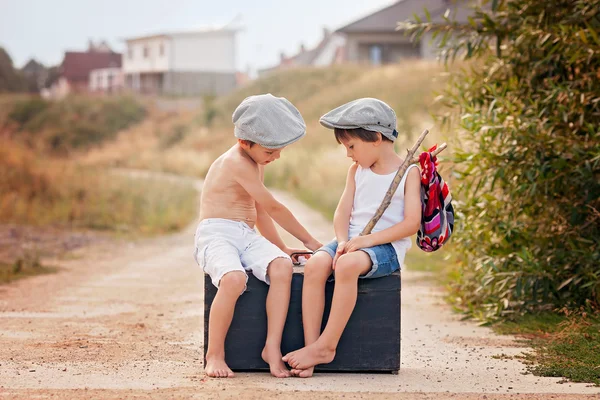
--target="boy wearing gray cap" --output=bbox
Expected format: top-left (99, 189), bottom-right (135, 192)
top-left (194, 93), bottom-right (322, 378)
top-left (283, 98), bottom-right (421, 377)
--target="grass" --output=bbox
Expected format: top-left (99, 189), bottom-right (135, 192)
top-left (5, 95), bottom-right (146, 155)
top-left (77, 102), bottom-right (204, 176)
top-left (494, 310), bottom-right (600, 386)
top-left (0, 256), bottom-right (57, 284)
top-left (0, 94), bottom-right (199, 236)
top-left (0, 97), bottom-right (199, 287)
top-left (0, 139), bottom-right (198, 235)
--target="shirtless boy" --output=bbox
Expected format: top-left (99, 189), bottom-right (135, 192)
top-left (194, 93), bottom-right (322, 378)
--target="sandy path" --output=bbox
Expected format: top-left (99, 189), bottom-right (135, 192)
top-left (0, 176), bottom-right (598, 399)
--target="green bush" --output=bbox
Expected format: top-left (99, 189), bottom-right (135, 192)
top-left (9, 96), bottom-right (146, 153)
top-left (202, 94), bottom-right (219, 127)
top-left (159, 124), bottom-right (188, 149)
top-left (8, 97), bottom-right (49, 127)
top-left (406, 0), bottom-right (600, 319)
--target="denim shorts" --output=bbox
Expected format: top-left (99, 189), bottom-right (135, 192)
top-left (316, 240), bottom-right (401, 279)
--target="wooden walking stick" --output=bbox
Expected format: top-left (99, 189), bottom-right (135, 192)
top-left (360, 129), bottom-right (447, 236)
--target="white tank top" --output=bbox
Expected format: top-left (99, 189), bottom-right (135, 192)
top-left (348, 164), bottom-right (419, 259)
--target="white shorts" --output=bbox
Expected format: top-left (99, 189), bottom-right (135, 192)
top-left (193, 218), bottom-right (291, 290)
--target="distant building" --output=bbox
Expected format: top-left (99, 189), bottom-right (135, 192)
top-left (48, 40), bottom-right (121, 98)
top-left (122, 27), bottom-right (239, 96)
top-left (21, 59), bottom-right (48, 92)
top-left (338, 0), bottom-right (477, 65)
top-left (89, 67), bottom-right (124, 94)
top-left (258, 27), bottom-right (345, 76)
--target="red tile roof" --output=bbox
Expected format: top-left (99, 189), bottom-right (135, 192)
top-left (60, 51), bottom-right (122, 83)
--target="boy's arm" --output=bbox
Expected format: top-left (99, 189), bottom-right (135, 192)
top-left (345, 167), bottom-right (421, 252)
top-left (256, 204), bottom-right (311, 261)
top-left (333, 163), bottom-right (357, 243)
top-left (255, 203), bottom-right (286, 249)
top-left (233, 160), bottom-right (322, 251)
top-left (255, 166), bottom-right (287, 250)
top-left (331, 164), bottom-right (357, 267)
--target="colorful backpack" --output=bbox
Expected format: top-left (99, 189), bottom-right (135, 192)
top-left (416, 145), bottom-right (454, 252)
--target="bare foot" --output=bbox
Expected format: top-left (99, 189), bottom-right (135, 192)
top-left (282, 342), bottom-right (335, 370)
top-left (291, 367), bottom-right (314, 378)
top-left (262, 345), bottom-right (291, 378)
top-left (205, 357), bottom-right (234, 378)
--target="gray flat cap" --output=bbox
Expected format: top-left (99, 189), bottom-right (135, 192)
top-left (319, 98), bottom-right (398, 142)
top-left (232, 94), bottom-right (306, 149)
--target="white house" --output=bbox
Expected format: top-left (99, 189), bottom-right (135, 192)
top-left (89, 67), bottom-right (124, 93)
top-left (123, 27), bottom-right (239, 96)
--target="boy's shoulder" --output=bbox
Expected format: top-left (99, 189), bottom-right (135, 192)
top-left (219, 146), bottom-right (259, 175)
top-left (346, 162), bottom-right (359, 177)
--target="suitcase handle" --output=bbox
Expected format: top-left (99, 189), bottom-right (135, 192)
top-left (290, 251), bottom-right (313, 266)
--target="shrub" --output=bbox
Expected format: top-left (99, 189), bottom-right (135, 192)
top-left (8, 96), bottom-right (146, 154)
top-left (8, 97), bottom-right (49, 127)
top-left (406, 0), bottom-right (600, 318)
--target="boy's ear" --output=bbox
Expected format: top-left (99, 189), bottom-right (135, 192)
top-left (374, 132), bottom-right (384, 146)
top-left (238, 139), bottom-right (250, 149)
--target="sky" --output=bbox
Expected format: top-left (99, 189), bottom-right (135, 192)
top-left (0, 0), bottom-right (395, 72)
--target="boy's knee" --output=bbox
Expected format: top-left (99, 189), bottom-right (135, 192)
top-left (335, 254), bottom-right (366, 279)
top-left (304, 254), bottom-right (332, 280)
top-left (268, 258), bottom-right (293, 281)
top-left (219, 271), bottom-right (247, 293)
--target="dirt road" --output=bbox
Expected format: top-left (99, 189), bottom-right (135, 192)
top-left (0, 179), bottom-right (598, 399)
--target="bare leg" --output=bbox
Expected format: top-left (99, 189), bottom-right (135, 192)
top-left (261, 258), bottom-right (293, 378)
top-left (289, 252), bottom-right (332, 377)
top-left (284, 251), bottom-right (371, 370)
top-left (205, 271), bottom-right (247, 378)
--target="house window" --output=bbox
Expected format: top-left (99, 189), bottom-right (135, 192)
top-left (159, 43), bottom-right (165, 57)
top-left (128, 47), bottom-right (133, 59)
top-left (143, 46), bottom-right (149, 58)
top-left (369, 45), bottom-right (382, 65)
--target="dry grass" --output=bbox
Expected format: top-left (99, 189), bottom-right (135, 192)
top-left (0, 139), bottom-right (197, 235)
top-left (4, 95), bottom-right (146, 155)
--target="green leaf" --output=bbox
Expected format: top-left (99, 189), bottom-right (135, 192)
top-left (424, 7), bottom-right (431, 22)
top-left (586, 22), bottom-right (600, 46)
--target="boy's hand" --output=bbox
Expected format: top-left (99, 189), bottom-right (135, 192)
top-left (284, 247), bottom-right (313, 265)
top-left (345, 235), bottom-right (373, 253)
top-left (303, 239), bottom-right (322, 252)
top-left (332, 241), bottom-right (347, 269)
